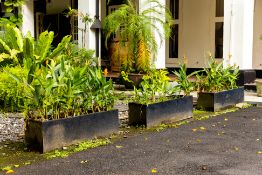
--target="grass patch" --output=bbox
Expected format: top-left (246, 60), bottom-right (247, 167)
top-left (45, 138), bottom-right (111, 159)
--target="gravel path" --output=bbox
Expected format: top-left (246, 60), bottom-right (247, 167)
top-left (0, 113), bottom-right (24, 142)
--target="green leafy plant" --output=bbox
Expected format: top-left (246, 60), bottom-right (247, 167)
top-left (195, 58), bottom-right (239, 92)
top-left (103, 0), bottom-right (172, 73)
top-left (133, 69), bottom-right (178, 104)
top-left (63, 43), bottom-right (97, 67)
top-left (173, 64), bottom-right (201, 96)
top-left (2, 28), bottom-right (114, 120)
top-left (0, 0), bottom-right (24, 27)
top-left (9, 59), bottom-right (115, 120)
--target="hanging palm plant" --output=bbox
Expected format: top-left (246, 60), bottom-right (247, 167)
top-left (103, 0), bottom-right (172, 73)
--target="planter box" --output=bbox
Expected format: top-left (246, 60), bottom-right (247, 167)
top-left (196, 87), bottom-right (244, 112)
top-left (25, 110), bottom-right (119, 153)
top-left (128, 96), bottom-right (193, 127)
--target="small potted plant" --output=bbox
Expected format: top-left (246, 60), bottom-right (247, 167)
top-left (128, 69), bottom-right (193, 128)
top-left (195, 58), bottom-right (244, 111)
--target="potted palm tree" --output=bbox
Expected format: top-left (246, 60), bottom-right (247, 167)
top-left (103, 0), bottom-right (172, 86)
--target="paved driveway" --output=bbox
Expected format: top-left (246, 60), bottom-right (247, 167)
top-left (13, 107), bottom-right (262, 175)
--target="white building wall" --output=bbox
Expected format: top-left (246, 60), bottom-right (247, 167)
top-left (21, 0), bottom-right (34, 36)
top-left (253, 0), bottom-right (262, 70)
top-left (78, 0), bottom-right (96, 51)
top-left (166, 0), bottom-right (215, 68)
top-left (139, 0), bottom-right (166, 69)
top-left (224, 0), bottom-right (254, 69)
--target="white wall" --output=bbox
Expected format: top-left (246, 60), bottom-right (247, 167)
top-left (223, 0), bottom-right (254, 69)
top-left (253, 0), bottom-right (262, 69)
top-left (139, 0), bottom-right (166, 69)
top-left (46, 0), bottom-right (70, 15)
top-left (21, 0), bottom-right (34, 36)
top-left (78, 0), bottom-right (96, 51)
top-left (166, 0), bottom-right (215, 68)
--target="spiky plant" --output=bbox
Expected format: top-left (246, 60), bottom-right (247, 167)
top-left (103, 0), bottom-right (172, 73)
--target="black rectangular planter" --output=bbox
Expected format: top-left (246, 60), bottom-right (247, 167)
top-left (128, 96), bottom-right (193, 127)
top-left (25, 110), bottom-right (119, 153)
top-left (196, 87), bottom-right (244, 112)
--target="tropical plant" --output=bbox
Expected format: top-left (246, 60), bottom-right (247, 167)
top-left (9, 59), bottom-right (115, 120)
top-left (103, 0), bottom-right (172, 73)
top-left (63, 43), bottom-right (97, 67)
top-left (133, 69), bottom-right (178, 105)
top-left (195, 58), bottom-right (239, 92)
top-left (173, 64), bottom-right (201, 96)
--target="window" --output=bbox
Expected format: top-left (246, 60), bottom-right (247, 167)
top-left (215, 0), bottom-right (224, 58)
top-left (169, 24), bottom-right (179, 59)
top-left (169, 0), bottom-right (179, 58)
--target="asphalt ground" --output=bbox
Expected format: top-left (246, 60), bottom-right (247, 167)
top-left (12, 107), bottom-right (262, 175)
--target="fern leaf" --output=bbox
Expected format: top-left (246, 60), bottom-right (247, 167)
top-left (136, 38), bottom-right (150, 72)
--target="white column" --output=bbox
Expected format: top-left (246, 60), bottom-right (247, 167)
top-left (139, 0), bottom-right (166, 69)
top-left (21, 0), bottom-right (34, 36)
top-left (223, 0), bottom-right (254, 69)
top-left (78, 0), bottom-right (96, 50)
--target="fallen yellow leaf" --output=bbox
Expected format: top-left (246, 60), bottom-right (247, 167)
top-left (257, 151), bottom-right (262, 154)
top-left (192, 128), bottom-right (197, 132)
top-left (234, 147), bottom-right (239, 151)
top-left (224, 118), bottom-right (228, 121)
top-left (80, 160), bottom-right (88, 164)
top-left (6, 170), bottom-right (14, 174)
top-left (197, 139), bottom-right (201, 143)
top-left (14, 165), bottom-right (19, 168)
top-left (151, 169), bottom-right (157, 173)
top-left (200, 127), bottom-right (206, 130)
top-left (116, 145), bottom-right (123, 149)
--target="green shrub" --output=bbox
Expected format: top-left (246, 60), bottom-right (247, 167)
top-left (9, 59), bottom-right (115, 120)
top-left (0, 66), bottom-right (27, 112)
top-left (133, 69), bottom-right (179, 105)
top-left (195, 58), bottom-right (239, 92)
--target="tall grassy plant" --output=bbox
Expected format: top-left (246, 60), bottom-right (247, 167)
top-left (103, 0), bottom-right (172, 73)
top-left (196, 58), bottom-right (239, 92)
